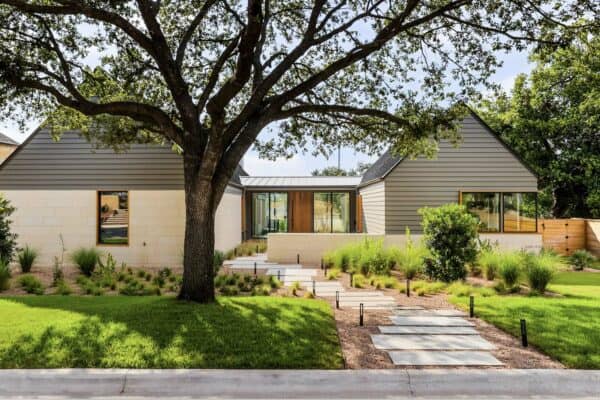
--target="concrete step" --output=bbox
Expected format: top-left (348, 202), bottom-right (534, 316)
top-left (371, 334), bottom-right (495, 351)
top-left (395, 306), bottom-right (424, 310)
top-left (389, 316), bottom-right (474, 327)
top-left (393, 309), bottom-right (467, 317)
top-left (388, 351), bottom-right (502, 366)
top-left (378, 326), bottom-right (479, 335)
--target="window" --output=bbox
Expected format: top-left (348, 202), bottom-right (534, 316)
top-left (98, 191), bottom-right (129, 245)
top-left (462, 192), bottom-right (501, 232)
top-left (503, 193), bottom-right (537, 232)
top-left (252, 192), bottom-right (288, 237)
top-left (313, 192), bottom-right (350, 233)
top-left (460, 191), bottom-right (537, 233)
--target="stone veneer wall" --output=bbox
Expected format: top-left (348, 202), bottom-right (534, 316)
top-left (3, 189), bottom-right (242, 268)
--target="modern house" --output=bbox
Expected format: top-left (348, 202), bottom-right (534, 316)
top-left (0, 133), bottom-right (18, 164)
top-left (0, 110), bottom-right (540, 267)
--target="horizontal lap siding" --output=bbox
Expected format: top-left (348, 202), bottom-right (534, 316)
top-left (359, 181), bottom-right (385, 234)
top-left (0, 129), bottom-right (184, 189)
top-left (384, 116), bottom-right (538, 234)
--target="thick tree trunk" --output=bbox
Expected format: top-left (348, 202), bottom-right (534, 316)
top-left (178, 156), bottom-right (217, 303)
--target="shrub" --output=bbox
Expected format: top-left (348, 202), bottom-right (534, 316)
top-left (570, 250), bottom-right (596, 271)
top-left (326, 267), bottom-right (341, 280)
top-left (158, 267), bottom-right (172, 278)
top-left (55, 280), bottom-right (72, 295)
top-left (370, 275), bottom-right (399, 289)
top-left (394, 228), bottom-right (427, 279)
top-left (419, 204), bottom-right (479, 282)
top-left (498, 252), bottom-right (522, 288)
top-left (18, 275), bottom-right (44, 295)
top-left (0, 259), bottom-right (11, 291)
top-left (469, 263), bottom-right (482, 277)
top-left (77, 276), bottom-right (104, 296)
top-left (303, 291), bottom-right (315, 299)
top-left (17, 245), bottom-right (38, 273)
top-left (478, 249), bottom-right (501, 281)
top-left (119, 280), bottom-right (154, 296)
top-left (410, 280), bottom-right (447, 295)
top-left (352, 273), bottom-right (368, 288)
top-left (232, 240), bottom-right (267, 257)
top-left (252, 284), bottom-right (271, 296)
top-left (268, 275), bottom-right (282, 289)
top-left (52, 256), bottom-right (64, 286)
top-left (137, 270), bottom-right (146, 278)
top-left (221, 285), bottom-right (240, 296)
top-left (152, 275), bottom-right (166, 288)
top-left (446, 282), bottom-right (495, 297)
top-left (523, 252), bottom-right (561, 293)
top-left (71, 247), bottom-right (101, 276)
top-left (213, 250), bottom-right (225, 275)
top-left (0, 195), bottom-right (17, 264)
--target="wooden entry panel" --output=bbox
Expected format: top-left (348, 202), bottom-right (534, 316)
top-left (290, 191), bottom-right (313, 232)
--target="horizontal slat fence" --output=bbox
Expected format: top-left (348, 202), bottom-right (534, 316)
top-left (538, 219), bottom-right (587, 256)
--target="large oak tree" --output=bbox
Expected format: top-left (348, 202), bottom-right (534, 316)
top-left (0, 1), bottom-right (597, 302)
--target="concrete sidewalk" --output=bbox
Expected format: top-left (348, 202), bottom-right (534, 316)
top-left (0, 369), bottom-right (599, 399)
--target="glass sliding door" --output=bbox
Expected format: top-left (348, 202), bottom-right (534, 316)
top-left (252, 192), bottom-right (288, 238)
top-left (313, 192), bottom-right (332, 233)
top-left (462, 192), bottom-right (501, 232)
top-left (331, 193), bottom-right (350, 233)
top-left (503, 192), bottom-right (537, 232)
top-left (313, 192), bottom-right (350, 233)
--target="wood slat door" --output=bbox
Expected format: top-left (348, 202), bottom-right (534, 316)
top-left (290, 191), bottom-right (313, 232)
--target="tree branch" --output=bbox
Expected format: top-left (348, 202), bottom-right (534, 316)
top-left (176, 0), bottom-right (219, 67)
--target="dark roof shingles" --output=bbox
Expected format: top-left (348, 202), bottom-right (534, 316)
top-left (360, 150), bottom-right (402, 185)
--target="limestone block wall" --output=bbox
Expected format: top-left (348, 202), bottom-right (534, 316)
top-left (267, 232), bottom-right (542, 266)
top-left (3, 188), bottom-right (242, 268)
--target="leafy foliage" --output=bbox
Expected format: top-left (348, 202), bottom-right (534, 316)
top-left (311, 162), bottom-right (372, 177)
top-left (0, 259), bottom-right (10, 291)
top-left (523, 251), bottom-right (563, 293)
top-left (71, 248), bottom-right (101, 277)
top-left (419, 204), bottom-right (479, 282)
top-left (0, 195), bottom-right (17, 264)
top-left (570, 250), bottom-right (596, 271)
top-left (17, 245), bottom-right (38, 273)
top-left (18, 275), bottom-right (44, 295)
top-left (478, 32), bottom-right (600, 217)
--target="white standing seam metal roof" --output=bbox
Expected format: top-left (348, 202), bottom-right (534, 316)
top-left (240, 176), bottom-right (362, 188)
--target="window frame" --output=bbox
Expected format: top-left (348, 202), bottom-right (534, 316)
top-left (250, 191), bottom-right (289, 238)
top-left (312, 191), bottom-right (351, 234)
top-left (97, 190), bottom-right (130, 246)
top-left (459, 190), bottom-right (538, 234)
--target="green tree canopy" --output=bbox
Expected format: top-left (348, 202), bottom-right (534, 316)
top-left (0, 1), bottom-right (596, 301)
top-left (311, 162), bottom-right (371, 176)
top-left (479, 32), bottom-right (600, 218)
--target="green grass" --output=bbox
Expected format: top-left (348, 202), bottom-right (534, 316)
top-left (451, 271), bottom-right (600, 369)
top-left (0, 296), bottom-right (343, 369)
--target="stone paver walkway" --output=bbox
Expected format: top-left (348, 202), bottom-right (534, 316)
top-left (373, 306), bottom-right (502, 367)
top-left (225, 254), bottom-right (501, 367)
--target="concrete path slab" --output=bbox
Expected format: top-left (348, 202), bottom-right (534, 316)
top-left (393, 309), bottom-right (467, 317)
top-left (338, 291), bottom-right (385, 297)
top-left (378, 326), bottom-right (479, 335)
top-left (388, 351), bottom-right (502, 366)
top-left (371, 334), bottom-right (495, 350)
top-left (396, 306), bottom-right (424, 310)
top-left (389, 316), bottom-right (474, 327)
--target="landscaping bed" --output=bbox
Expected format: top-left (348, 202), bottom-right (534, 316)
top-left (0, 296), bottom-right (343, 369)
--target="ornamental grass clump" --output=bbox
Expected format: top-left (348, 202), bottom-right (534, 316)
top-left (478, 249), bottom-right (502, 281)
top-left (523, 251), bottom-right (563, 294)
top-left (71, 247), bottom-right (101, 276)
top-left (17, 245), bottom-right (38, 273)
top-left (570, 250), bottom-right (596, 271)
top-left (18, 274), bottom-right (44, 295)
top-left (498, 251), bottom-right (522, 289)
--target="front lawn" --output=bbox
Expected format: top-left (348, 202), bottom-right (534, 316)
top-left (0, 296), bottom-right (343, 369)
top-left (451, 271), bottom-right (600, 369)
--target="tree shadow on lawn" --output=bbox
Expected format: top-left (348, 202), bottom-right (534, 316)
top-left (474, 298), bottom-right (600, 369)
top-left (0, 296), bottom-right (344, 369)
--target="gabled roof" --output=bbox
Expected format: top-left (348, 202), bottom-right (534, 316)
top-left (240, 175), bottom-right (361, 190)
top-left (358, 108), bottom-right (538, 187)
top-left (0, 132), bottom-right (18, 146)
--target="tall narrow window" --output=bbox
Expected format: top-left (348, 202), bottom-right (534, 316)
top-left (251, 192), bottom-right (288, 237)
top-left (503, 193), bottom-right (537, 232)
top-left (98, 191), bottom-right (129, 245)
top-left (461, 192), bottom-right (501, 232)
top-left (313, 192), bottom-right (350, 233)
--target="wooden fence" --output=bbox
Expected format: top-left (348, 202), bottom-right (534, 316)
top-left (538, 219), bottom-right (599, 256)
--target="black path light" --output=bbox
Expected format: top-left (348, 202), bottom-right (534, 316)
top-left (470, 295), bottom-right (475, 318)
top-left (520, 319), bottom-right (528, 347)
top-left (336, 291), bottom-right (340, 309)
top-left (277, 270), bottom-right (281, 281)
top-left (359, 303), bottom-right (364, 326)
top-left (406, 279), bottom-right (410, 297)
top-left (312, 279), bottom-right (316, 296)
top-left (297, 254), bottom-right (300, 264)
top-left (254, 262), bottom-right (257, 276)
top-left (321, 258), bottom-right (323, 270)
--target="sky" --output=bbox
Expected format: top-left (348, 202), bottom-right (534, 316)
top-left (0, 40), bottom-right (533, 177)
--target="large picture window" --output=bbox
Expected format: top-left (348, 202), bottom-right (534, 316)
top-left (313, 192), bottom-right (350, 233)
top-left (461, 191), bottom-right (537, 233)
top-left (252, 192), bottom-right (288, 237)
top-left (98, 191), bottom-right (129, 245)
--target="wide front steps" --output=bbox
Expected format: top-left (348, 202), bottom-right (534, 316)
top-left (372, 306), bottom-right (502, 367)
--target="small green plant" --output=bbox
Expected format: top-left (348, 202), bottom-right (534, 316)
top-left (369, 275), bottom-right (399, 289)
top-left (570, 250), bottom-right (596, 271)
top-left (17, 245), bottom-right (38, 273)
top-left (152, 275), bottom-right (166, 288)
top-left (252, 284), bottom-right (271, 296)
top-left (18, 274), bottom-right (44, 295)
top-left (419, 204), bottom-right (479, 282)
top-left (71, 247), bottom-right (101, 276)
top-left (352, 273), bottom-right (368, 288)
top-left (55, 280), bottom-right (72, 295)
top-left (395, 228), bottom-right (427, 279)
top-left (0, 259), bottom-right (11, 291)
top-left (119, 280), bottom-right (153, 296)
top-left (221, 285), bottom-right (240, 296)
top-left (52, 256), bottom-right (64, 286)
top-left (498, 252), bottom-right (522, 288)
top-left (137, 270), bottom-right (146, 278)
top-left (268, 275), bottom-right (282, 289)
top-left (523, 252), bottom-right (561, 294)
top-left (478, 249), bottom-right (502, 281)
top-left (76, 275), bottom-right (104, 295)
top-left (0, 195), bottom-right (17, 264)
top-left (213, 250), bottom-right (225, 275)
top-left (326, 267), bottom-right (341, 280)
top-left (158, 267), bottom-right (172, 278)
top-left (303, 291), bottom-right (315, 299)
